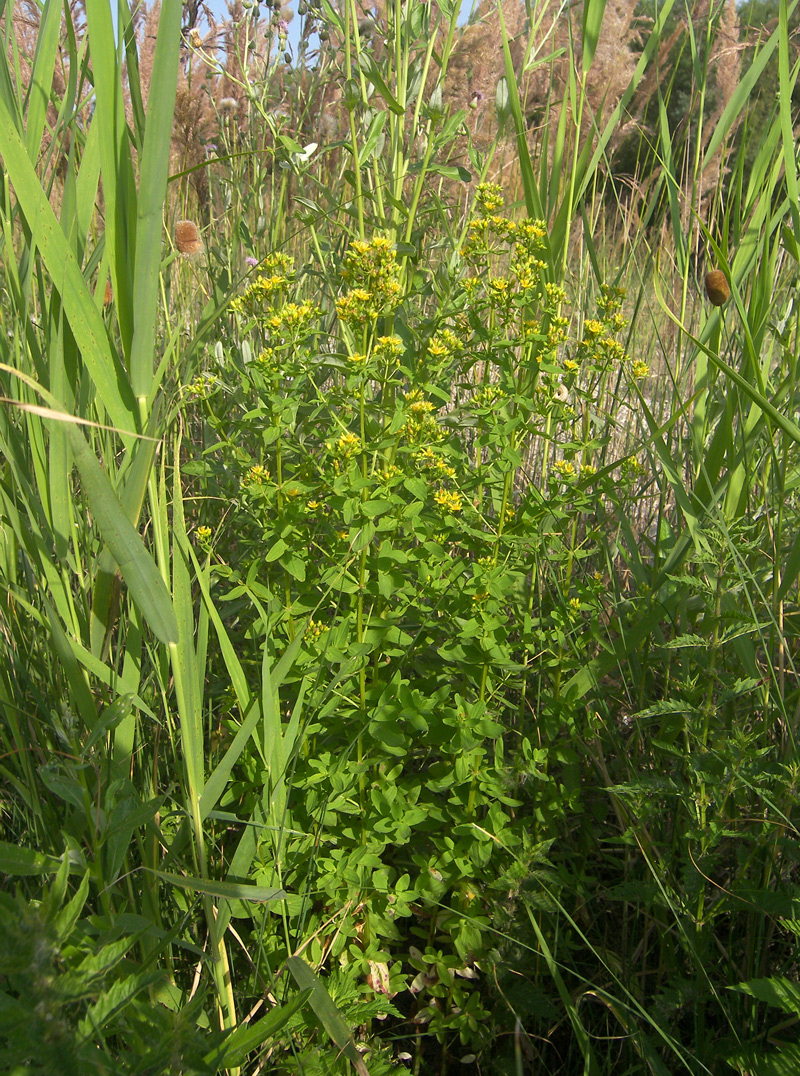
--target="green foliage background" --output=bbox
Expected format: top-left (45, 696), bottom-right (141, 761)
top-left (3, 0), bottom-right (800, 1073)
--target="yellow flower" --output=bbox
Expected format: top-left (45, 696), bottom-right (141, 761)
top-left (336, 432), bottom-right (362, 457)
top-left (475, 181), bottom-right (504, 214)
top-left (554, 460), bottom-right (576, 480)
top-left (434, 489), bottom-right (463, 513)
top-left (245, 464), bottom-right (270, 486)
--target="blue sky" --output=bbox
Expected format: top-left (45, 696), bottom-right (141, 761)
top-left (201, 0), bottom-right (477, 57)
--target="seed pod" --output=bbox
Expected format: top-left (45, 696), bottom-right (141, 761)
top-left (175, 220), bottom-right (204, 257)
top-left (705, 269), bottom-right (729, 306)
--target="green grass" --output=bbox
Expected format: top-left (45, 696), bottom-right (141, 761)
top-left (2, 0), bottom-right (800, 1073)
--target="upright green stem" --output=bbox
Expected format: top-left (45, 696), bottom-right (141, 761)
top-left (344, 0), bottom-right (365, 238)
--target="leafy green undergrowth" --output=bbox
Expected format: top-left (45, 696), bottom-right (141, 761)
top-left (170, 186), bottom-right (800, 1072)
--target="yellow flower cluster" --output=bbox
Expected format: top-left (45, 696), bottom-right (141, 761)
top-left (514, 218), bottom-right (547, 251)
top-left (401, 391), bottom-right (444, 446)
top-left (488, 276), bottom-right (512, 304)
top-left (244, 464), bottom-right (270, 486)
top-left (335, 288), bottom-right (374, 325)
top-left (472, 384), bottom-right (506, 408)
top-left (547, 315), bottom-right (570, 348)
top-left (336, 432), bottom-right (362, 458)
top-left (574, 285), bottom-right (630, 370)
top-left (375, 335), bottom-right (404, 361)
top-left (267, 301), bottom-right (316, 334)
top-left (475, 181), bottom-right (505, 215)
top-left (230, 273), bottom-right (289, 317)
top-left (257, 346), bottom-right (278, 370)
top-left (553, 460), bottom-right (576, 480)
top-left (511, 248), bottom-right (547, 293)
top-left (185, 373), bottom-right (220, 400)
top-left (434, 488), bottom-right (464, 513)
top-left (597, 283), bottom-right (626, 319)
top-left (305, 618), bottom-right (328, 642)
top-left (583, 318), bottom-right (604, 338)
top-left (545, 283), bottom-right (566, 305)
top-left (413, 447), bottom-right (456, 478)
top-left (337, 235), bottom-right (402, 326)
top-left (428, 328), bottom-right (460, 359)
top-left (379, 464), bottom-right (402, 483)
top-left (405, 389), bottom-right (436, 417)
top-left (403, 414), bottom-right (443, 446)
top-left (461, 190), bottom-right (550, 317)
top-left (621, 458), bottom-right (646, 481)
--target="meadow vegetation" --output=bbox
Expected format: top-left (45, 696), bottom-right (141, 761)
top-left (4, 0), bottom-right (800, 1072)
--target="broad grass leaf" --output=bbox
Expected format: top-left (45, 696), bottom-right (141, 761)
top-left (150, 870), bottom-right (286, 903)
top-left (67, 423), bottom-right (178, 644)
top-left (212, 989), bottom-right (312, 1069)
top-left (0, 842), bottom-right (63, 875)
top-left (0, 110), bottom-right (136, 433)
top-left (733, 977), bottom-right (800, 1015)
top-left (286, 956), bottom-right (371, 1076)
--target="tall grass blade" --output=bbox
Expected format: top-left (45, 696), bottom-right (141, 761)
top-left (130, 0), bottom-right (181, 403)
top-left (0, 111), bottom-right (136, 431)
top-left (23, 0), bottom-right (61, 157)
top-left (581, 0), bottom-right (608, 73)
top-left (286, 956), bottom-right (371, 1076)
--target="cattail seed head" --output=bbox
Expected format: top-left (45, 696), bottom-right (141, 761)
top-left (705, 270), bottom-right (729, 306)
top-left (175, 220), bottom-right (204, 257)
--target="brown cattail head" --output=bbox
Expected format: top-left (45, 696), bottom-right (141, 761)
top-left (175, 220), bottom-right (204, 257)
top-left (705, 270), bottom-right (730, 306)
top-left (104, 279), bottom-right (113, 306)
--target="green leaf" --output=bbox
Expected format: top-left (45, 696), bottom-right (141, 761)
top-left (266, 538), bottom-right (288, 562)
top-left (83, 694), bottom-right (134, 754)
top-left (286, 957), bottom-right (370, 1075)
top-left (129, 0), bottom-right (182, 400)
top-left (67, 422), bottom-right (178, 644)
top-left (24, 0), bottom-right (63, 158)
top-left (150, 869), bottom-right (286, 903)
top-left (358, 52), bottom-right (405, 115)
top-left (0, 112), bottom-right (136, 432)
top-left (733, 977), bottom-right (800, 1015)
top-left (199, 702), bottom-right (263, 821)
top-left (581, 0), bottom-right (608, 74)
top-left (0, 842), bottom-right (63, 875)
top-left (212, 990), bottom-right (312, 1069)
